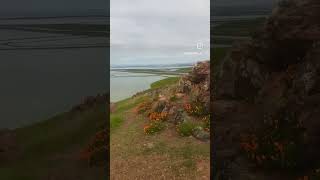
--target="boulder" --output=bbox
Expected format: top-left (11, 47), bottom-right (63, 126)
top-left (151, 100), bottom-right (167, 113)
top-left (192, 127), bottom-right (210, 141)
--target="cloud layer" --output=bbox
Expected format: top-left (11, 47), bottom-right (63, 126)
top-left (111, 0), bottom-right (210, 65)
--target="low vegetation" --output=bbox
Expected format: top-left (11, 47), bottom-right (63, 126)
top-left (144, 121), bottom-right (166, 135)
top-left (110, 62), bottom-right (210, 179)
top-left (150, 77), bottom-right (180, 89)
top-left (176, 121), bottom-right (198, 137)
top-left (0, 101), bottom-right (107, 180)
top-left (240, 112), bottom-right (305, 169)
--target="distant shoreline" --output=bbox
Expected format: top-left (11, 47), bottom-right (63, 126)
top-left (110, 66), bottom-right (191, 103)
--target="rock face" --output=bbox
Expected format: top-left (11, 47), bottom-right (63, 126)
top-left (179, 61), bottom-right (210, 105)
top-left (146, 61), bottom-right (210, 140)
top-left (213, 0), bottom-right (320, 178)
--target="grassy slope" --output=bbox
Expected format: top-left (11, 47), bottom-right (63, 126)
top-left (150, 77), bottom-right (180, 89)
top-left (111, 96), bottom-right (147, 131)
top-left (0, 69), bottom-right (202, 179)
top-left (0, 103), bottom-right (107, 180)
top-left (175, 67), bottom-right (192, 73)
top-left (110, 77), bottom-right (210, 179)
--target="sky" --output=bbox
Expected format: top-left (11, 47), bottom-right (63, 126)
top-left (110, 0), bottom-right (210, 66)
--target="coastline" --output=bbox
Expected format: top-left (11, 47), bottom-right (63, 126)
top-left (110, 66), bottom-right (192, 103)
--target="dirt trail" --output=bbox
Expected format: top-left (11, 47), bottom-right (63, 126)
top-left (110, 110), bottom-right (210, 180)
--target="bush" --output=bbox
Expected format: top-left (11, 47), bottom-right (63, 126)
top-left (143, 112), bottom-right (168, 135)
top-left (149, 112), bottom-right (168, 121)
top-left (136, 101), bottom-right (152, 114)
top-left (184, 102), bottom-right (208, 117)
top-left (202, 115), bottom-right (210, 132)
top-left (170, 95), bottom-right (178, 102)
top-left (144, 121), bottom-right (166, 135)
top-left (240, 111), bottom-right (305, 169)
top-left (176, 121), bottom-right (197, 137)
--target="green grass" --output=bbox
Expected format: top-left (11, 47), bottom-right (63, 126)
top-left (0, 102), bottom-right (107, 179)
top-left (110, 115), bottom-right (123, 130)
top-left (176, 121), bottom-right (199, 137)
top-left (109, 87), bottom-right (210, 178)
top-left (144, 121), bottom-right (166, 135)
top-left (114, 96), bottom-right (146, 113)
top-left (110, 76), bottom-right (178, 132)
top-left (150, 77), bottom-right (180, 89)
top-left (170, 95), bottom-right (178, 102)
top-left (110, 96), bottom-right (147, 132)
top-left (16, 103), bottom-right (106, 159)
top-left (175, 67), bottom-right (192, 73)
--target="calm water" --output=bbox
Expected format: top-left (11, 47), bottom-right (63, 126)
top-left (110, 70), bottom-right (168, 102)
top-left (0, 18), bottom-right (108, 129)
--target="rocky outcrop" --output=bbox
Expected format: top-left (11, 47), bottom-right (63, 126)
top-left (71, 93), bottom-right (108, 112)
top-left (213, 0), bottom-right (320, 178)
top-left (145, 61), bottom-right (210, 141)
top-left (179, 61), bottom-right (210, 110)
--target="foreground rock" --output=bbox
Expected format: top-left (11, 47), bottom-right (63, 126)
top-left (213, 0), bottom-right (320, 178)
top-left (143, 61), bottom-right (210, 141)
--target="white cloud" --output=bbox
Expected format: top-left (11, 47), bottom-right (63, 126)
top-left (111, 0), bottom-right (210, 65)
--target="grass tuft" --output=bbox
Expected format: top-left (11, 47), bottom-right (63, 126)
top-left (176, 121), bottom-right (198, 137)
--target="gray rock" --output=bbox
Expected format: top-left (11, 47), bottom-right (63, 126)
top-left (151, 100), bottom-right (167, 113)
top-left (192, 127), bottom-right (210, 141)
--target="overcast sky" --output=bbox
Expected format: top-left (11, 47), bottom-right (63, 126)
top-left (110, 0), bottom-right (210, 66)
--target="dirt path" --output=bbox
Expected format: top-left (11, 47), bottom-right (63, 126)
top-left (110, 109), bottom-right (210, 180)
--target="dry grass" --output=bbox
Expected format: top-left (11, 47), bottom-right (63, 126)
top-left (110, 100), bottom-right (210, 180)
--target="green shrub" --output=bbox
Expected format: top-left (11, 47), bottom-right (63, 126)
top-left (110, 115), bottom-right (122, 130)
top-left (170, 95), bottom-right (178, 102)
top-left (144, 121), bottom-right (166, 135)
top-left (202, 115), bottom-right (210, 131)
top-left (176, 121), bottom-right (197, 137)
top-left (184, 102), bottom-right (209, 117)
top-left (240, 109), bottom-right (305, 169)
